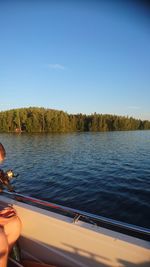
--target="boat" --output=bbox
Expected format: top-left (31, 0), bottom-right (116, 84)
top-left (0, 191), bottom-right (150, 267)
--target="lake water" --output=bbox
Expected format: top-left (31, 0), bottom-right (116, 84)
top-left (0, 131), bottom-right (150, 228)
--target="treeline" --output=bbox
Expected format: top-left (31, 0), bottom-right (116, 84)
top-left (0, 107), bottom-right (150, 133)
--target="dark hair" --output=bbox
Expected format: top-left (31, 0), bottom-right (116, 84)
top-left (0, 143), bottom-right (6, 160)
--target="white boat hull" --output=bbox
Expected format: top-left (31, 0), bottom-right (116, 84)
top-left (1, 195), bottom-right (150, 267)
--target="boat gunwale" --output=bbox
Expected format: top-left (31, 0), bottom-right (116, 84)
top-left (3, 191), bottom-right (150, 241)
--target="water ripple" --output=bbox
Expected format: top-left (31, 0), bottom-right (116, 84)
top-left (0, 131), bottom-right (150, 228)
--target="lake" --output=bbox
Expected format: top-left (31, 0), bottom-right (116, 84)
top-left (0, 131), bottom-right (150, 228)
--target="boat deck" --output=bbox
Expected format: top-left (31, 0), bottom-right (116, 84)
top-left (8, 258), bottom-right (23, 267)
top-left (8, 258), bottom-right (57, 267)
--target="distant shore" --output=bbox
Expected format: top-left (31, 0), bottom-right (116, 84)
top-left (0, 107), bottom-right (150, 133)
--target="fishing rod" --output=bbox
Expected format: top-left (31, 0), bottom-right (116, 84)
top-left (0, 169), bottom-right (19, 192)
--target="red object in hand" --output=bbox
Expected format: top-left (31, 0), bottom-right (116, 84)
top-left (0, 207), bottom-right (16, 218)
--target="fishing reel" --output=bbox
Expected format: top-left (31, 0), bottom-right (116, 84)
top-left (0, 169), bottom-right (19, 192)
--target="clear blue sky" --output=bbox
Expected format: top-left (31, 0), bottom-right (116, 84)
top-left (0, 0), bottom-right (150, 120)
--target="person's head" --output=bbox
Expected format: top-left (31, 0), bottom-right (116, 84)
top-left (0, 143), bottom-right (6, 163)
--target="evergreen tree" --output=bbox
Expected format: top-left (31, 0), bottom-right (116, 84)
top-left (0, 107), bottom-right (149, 133)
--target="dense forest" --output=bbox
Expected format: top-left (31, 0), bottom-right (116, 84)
top-left (0, 107), bottom-right (150, 133)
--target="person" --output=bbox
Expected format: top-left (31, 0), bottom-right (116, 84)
top-left (0, 143), bottom-right (22, 267)
top-left (0, 143), bottom-right (6, 162)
